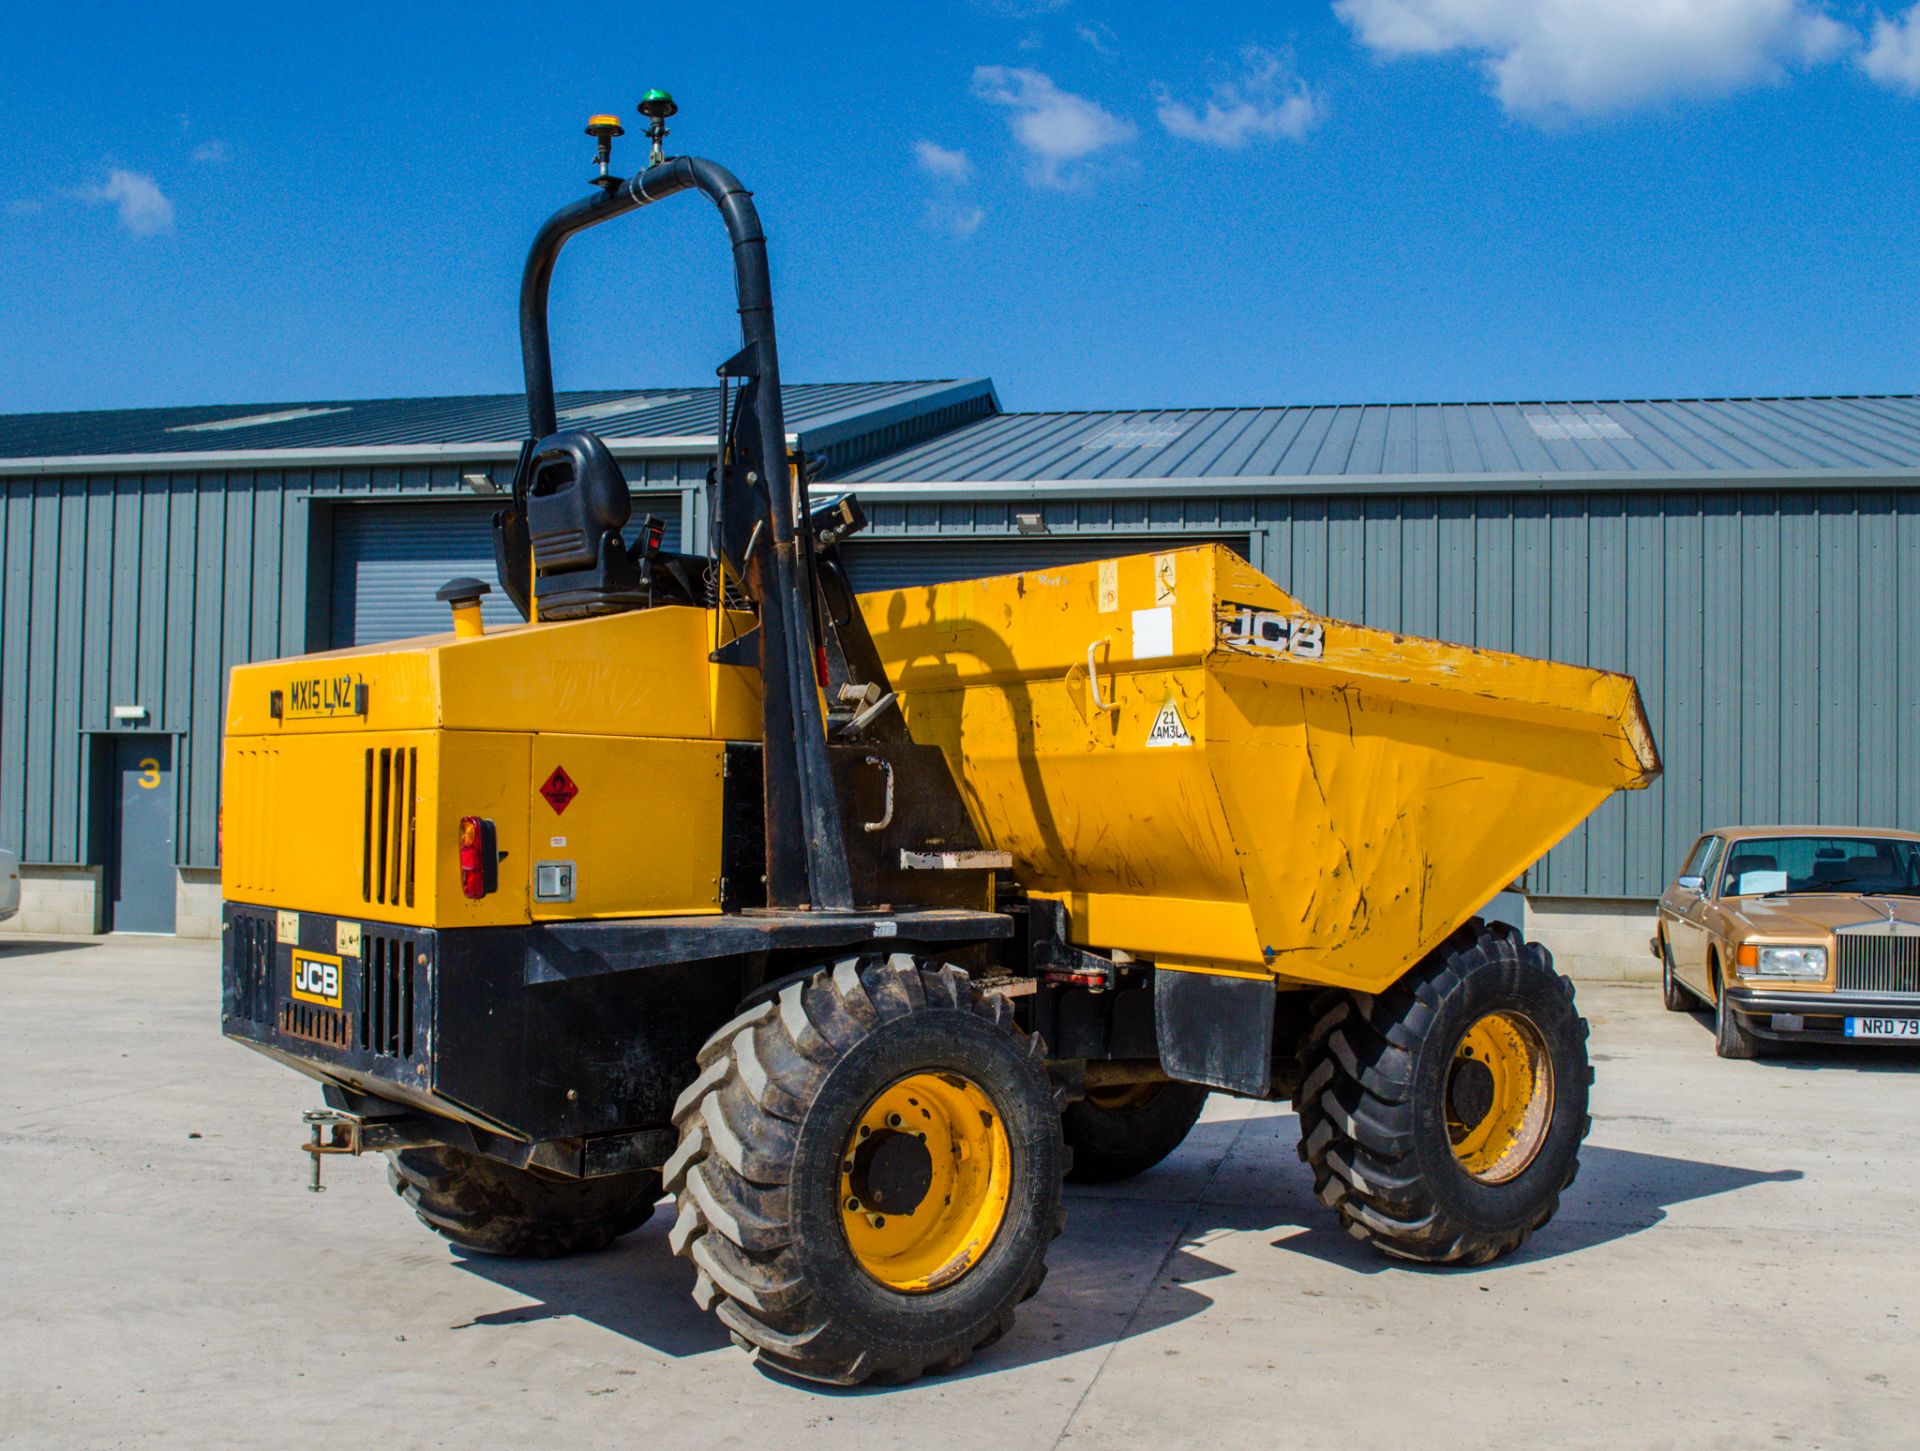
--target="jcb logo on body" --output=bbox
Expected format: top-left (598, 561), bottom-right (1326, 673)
top-left (1219, 602), bottom-right (1325, 660)
top-left (290, 950), bottom-right (343, 1008)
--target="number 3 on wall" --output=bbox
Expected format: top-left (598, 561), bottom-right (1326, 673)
top-left (137, 758), bottom-right (160, 790)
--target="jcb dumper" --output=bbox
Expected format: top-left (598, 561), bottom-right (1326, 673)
top-left (220, 96), bottom-right (1659, 1385)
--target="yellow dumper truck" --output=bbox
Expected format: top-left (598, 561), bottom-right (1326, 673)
top-left (220, 98), bottom-right (1660, 1384)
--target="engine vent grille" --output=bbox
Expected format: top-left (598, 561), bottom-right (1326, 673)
top-left (1835, 934), bottom-right (1920, 997)
top-left (362, 747), bottom-right (418, 908)
top-left (361, 933), bottom-right (418, 1059)
top-left (279, 1000), bottom-right (352, 1048)
top-left (228, 911), bottom-right (275, 1024)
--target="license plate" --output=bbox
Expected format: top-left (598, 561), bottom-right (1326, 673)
top-left (1845, 1016), bottom-right (1920, 1040)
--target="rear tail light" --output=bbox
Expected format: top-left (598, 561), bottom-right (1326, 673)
top-left (459, 816), bottom-right (499, 899)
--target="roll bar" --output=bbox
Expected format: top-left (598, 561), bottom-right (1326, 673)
top-left (511, 154), bottom-right (853, 912)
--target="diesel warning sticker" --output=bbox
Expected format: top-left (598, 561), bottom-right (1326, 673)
top-left (540, 764), bottom-right (579, 814)
top-left (291, 949), bottom-right (344, 1008)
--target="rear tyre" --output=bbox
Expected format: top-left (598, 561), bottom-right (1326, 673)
top-left (1660, 935), bottom-right (1692, 1012)
top-left (665, 954), bottom-right (1066, 1386)
top-left (386, 1146), bottom-right (660, 1258)
top-left (1712, 964), bottom-right (1761, 1060)
top-left (1294, 922), bottom-right (1591, 1266)
top-left (1062, 1080), bottom-right (1208, 1183)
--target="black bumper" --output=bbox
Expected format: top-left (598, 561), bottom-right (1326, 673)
top-left (220, 900), bottom-right (1016, 1145)
top-left (1724, 987), bottom-right (1920, 1044)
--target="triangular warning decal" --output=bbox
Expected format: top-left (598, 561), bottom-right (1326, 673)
top-left (1145, 698), bottom-right (1193, 748)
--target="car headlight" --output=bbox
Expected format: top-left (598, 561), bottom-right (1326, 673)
top-left (1738, 945), bottom-right (1827, 981)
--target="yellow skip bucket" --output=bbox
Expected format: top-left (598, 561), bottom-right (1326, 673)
top-left (859, 545), bottom-right (1659, 994)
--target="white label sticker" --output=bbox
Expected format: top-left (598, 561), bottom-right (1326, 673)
top-left (1097, 559), bottom-right (1119, 614)
top-left (1145, 698), bottom-right (1194, 748)
top-left (550, 836), bottom-right (567, 848)
top-left (1132, 605), bottom-right (1174, 660)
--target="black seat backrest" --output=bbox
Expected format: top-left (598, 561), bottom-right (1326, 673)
top-left (522, 429), bottom-right (647, 619)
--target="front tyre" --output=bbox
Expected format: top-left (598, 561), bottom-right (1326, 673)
top-left (1713, 965), bottom-right (1762, 1059)
top-left (665, 955), bottom-right (1066, 1386)
top-left (386, 1146), bottom-right (660, 1258)
top-left (1062, 1080), bottom-right (1208, 1183)
top-left (1294, 924), bottom-right (1591, 1265)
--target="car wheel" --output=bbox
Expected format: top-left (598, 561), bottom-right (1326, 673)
top-left (1712, 963), bottom-right (1761, 1060)
top-left (1660, 935), bottom-right (1692, 1012)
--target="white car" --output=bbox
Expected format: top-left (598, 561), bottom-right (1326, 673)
top-left (0, 848), bottom-right (17, 922)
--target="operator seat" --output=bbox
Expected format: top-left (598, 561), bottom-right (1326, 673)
top-left (523, 428), bottom-right (649, 619)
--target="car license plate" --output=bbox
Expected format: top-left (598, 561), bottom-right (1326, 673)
top-left (1845, 1016), bottom-right (1920, 1040)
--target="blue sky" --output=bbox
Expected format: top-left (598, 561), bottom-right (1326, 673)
top-left (3, 0), bottom-right (1919, 416)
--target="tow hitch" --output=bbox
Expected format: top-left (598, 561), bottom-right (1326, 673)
top-left (300, 1108), bottom-right (437, 1192)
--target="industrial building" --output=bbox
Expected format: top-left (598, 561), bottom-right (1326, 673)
top-left (4, 385), bottom-right (1917, 973)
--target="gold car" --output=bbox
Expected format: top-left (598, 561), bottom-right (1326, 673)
top-left (1653, 826), bottom-right (1920, 1058)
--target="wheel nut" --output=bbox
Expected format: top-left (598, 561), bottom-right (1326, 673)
top-left (887, 1113), bottom-right (903, 1128)
top-left (858, 1125), bottom-right (871, 1138)
top-left (870, 1215), bottom-right (886, 1228)
top-left (846, 1196), bottom-right (861, 1212)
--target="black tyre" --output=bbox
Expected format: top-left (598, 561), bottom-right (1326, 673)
top-left (665, 954), bottom-right (1066, 1386)
top-left (1660, 934), bottom-right (1693, 1012)
top-left (1293, 922), bottom-right (1591, 1265)
top-left (387, 1145), bottom-right (661, 1258)
top-left (1062, 1080), bottom-right (1208, 1183)
top-left (1712, 962), bottom-right (1761, 1059)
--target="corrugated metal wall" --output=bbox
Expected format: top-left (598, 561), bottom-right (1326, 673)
top-left (5, 467), bottom-right (1916, 897)
top-left (0, 457), bottom-right (707, 871)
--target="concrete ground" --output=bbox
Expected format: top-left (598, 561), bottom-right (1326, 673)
top-left (1, 937), bottom-right (1913, 1450)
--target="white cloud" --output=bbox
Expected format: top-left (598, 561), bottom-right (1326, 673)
top-left (191, 138), bottom-right (231, 164)
top-left (971, 66), bottom-right (1137, 187)
top-left (924, 199), bottom-right (988, 236)
top-left (75, 169), bottom-right (175, 236)
top-left (1076, 21), bottom-right (1118, 56)
top-left (1862, 5), bottom-right (1920, 91)
top-left (914, 139), bottom-right (974, 182)
top-left (1156, 46), bottom-right (1325, 147)
top-left (1336, 0), bottom-right (1853, 119)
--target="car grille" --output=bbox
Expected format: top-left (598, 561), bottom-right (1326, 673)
top-left (1835, 934), bottom-right (1920, 997)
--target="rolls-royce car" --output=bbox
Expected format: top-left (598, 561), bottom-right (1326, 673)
top-left (1653, 826), bottom-right (1920, 1058)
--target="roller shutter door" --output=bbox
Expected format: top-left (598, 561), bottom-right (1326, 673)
top-left (329, 498), bottom-right (681, 646)
top-left (839, 534), bottom-right (1254, 592)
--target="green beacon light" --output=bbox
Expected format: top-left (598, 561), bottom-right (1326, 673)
top-left (638, 88), bottom-right (677, 166)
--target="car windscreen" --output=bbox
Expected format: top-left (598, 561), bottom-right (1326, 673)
top-left (1718, 836), bottom-right (1920, 898)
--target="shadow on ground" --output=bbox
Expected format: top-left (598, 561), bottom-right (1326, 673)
top-left (1675, 1006), bottom-right (1920, 1073)
top-left (448, 1115), bottom-right (1800, 1388)
top-left (0, 938), bottom-right (104, 958)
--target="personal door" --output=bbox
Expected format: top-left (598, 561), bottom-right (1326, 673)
top-left (109, 735), bottom-right (176, 933)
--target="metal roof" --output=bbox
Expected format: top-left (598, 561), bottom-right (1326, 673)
top-left (0, 379), bottom-right (991, 464)
top-left (829, 395), bottom-right (1920, 491)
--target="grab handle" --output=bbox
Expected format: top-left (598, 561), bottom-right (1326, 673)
top-left (862, 755), bottom-right (895, 832)
top-left (1087, 637), bottom-right (1118, 712)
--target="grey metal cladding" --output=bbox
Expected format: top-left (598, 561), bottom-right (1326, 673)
top-left (0, 380), bottom-right (993, 460)
top-left (830, 396), bottom-right (1920, 485)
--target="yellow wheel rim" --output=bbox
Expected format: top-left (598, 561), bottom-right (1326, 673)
top-left (839, 1071), bottom-right (1012, 1293)
top-left (1446, 1011), bottom-right (1554, 1184)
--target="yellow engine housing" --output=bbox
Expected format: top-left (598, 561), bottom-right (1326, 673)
top-left (222, 605), bottom-right (760, 928)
